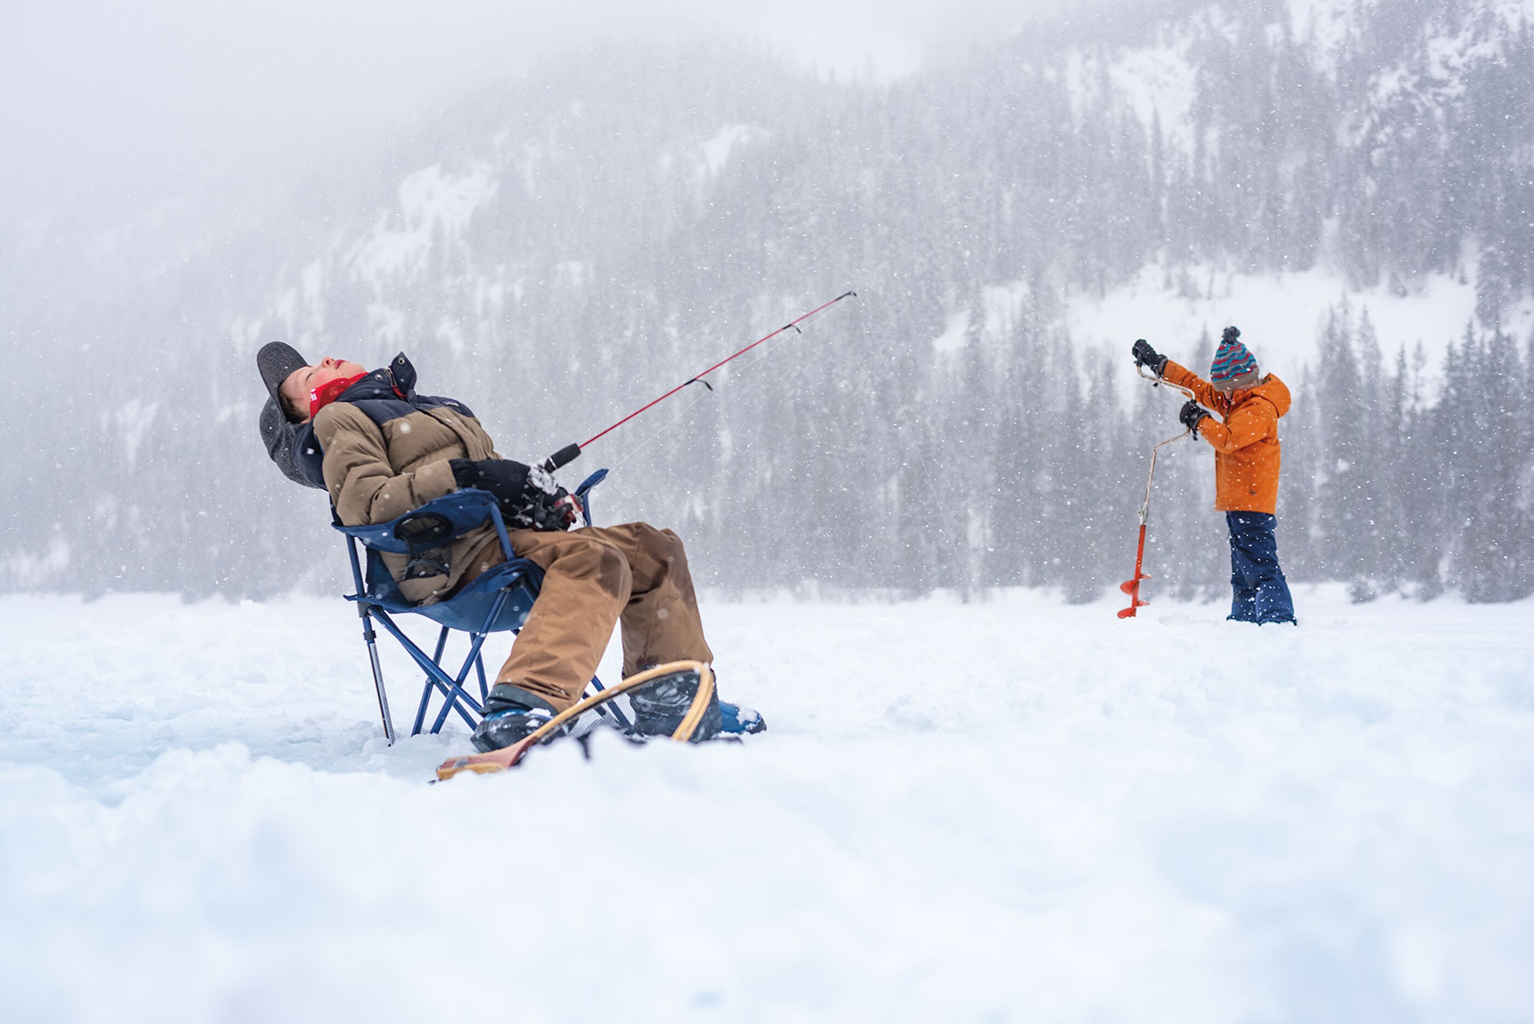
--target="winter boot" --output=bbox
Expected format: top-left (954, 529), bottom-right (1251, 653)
top-left (471, 683), bottom-right (558, 752)
top-left (718, 701), bottom-right (766, 735)
top-left (629, 666), bottom-right (721, 742)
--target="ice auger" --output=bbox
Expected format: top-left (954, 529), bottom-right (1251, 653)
top-left (1119, 364), bottom-right (1199, 619)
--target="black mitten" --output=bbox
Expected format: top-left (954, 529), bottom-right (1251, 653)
top-left (451, 458), bottom-right (534, 507)
top-left (1179, 400), bottom-right (1210, 432)
top-left (451, 459), bottom-right (580, 531)
top-left (1132, 339), bottom-right (1168, 376)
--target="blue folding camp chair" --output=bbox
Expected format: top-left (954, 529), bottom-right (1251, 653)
top-left (336, 469), bottom-right (619, 744)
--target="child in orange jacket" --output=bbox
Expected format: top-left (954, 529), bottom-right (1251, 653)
top-left (1132, 328), bottom-right (1298, 624)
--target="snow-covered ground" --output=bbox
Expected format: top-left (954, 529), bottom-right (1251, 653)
top-left (2, 588), bottom-right (1532, 1023)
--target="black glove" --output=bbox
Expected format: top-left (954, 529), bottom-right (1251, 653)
top-left (450, 458), bottom-right (580, 531)
top-left (527, 487), bottom-right (583, 532)
top-left (1131, 339), bottom-right (1168, 376)
top-left (1179, 400), bottom-right (1210, 432)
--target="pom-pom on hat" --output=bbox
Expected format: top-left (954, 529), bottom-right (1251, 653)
top-left (1211, 326), bottom-right (1259, 389)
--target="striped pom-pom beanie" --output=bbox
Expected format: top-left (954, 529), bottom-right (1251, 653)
top-left (1211, 326), bottom-right (1258, 388)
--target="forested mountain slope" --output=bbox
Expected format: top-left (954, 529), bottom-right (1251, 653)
top-left (5, 0), bottom-right (1531, 601)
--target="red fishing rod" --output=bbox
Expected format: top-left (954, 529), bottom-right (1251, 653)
top-left (540, 290), bottom-right (858, 473)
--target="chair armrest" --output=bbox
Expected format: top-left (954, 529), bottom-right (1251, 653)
top-left (332, 488), bottom-right (503, 555)
top-left (575, 469), bottom-right (608, 525)
top-left (335, 468), bottom-right (611, 550)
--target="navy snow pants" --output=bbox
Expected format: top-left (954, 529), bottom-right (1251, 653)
top-left (1225, 512), bottom-right (1296, 624)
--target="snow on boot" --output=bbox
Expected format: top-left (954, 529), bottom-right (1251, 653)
top-left (471, 704), bottom-right (554, 752)
top-left (718, 701), bottom-right (766, 735)
top-left (629, 666), bottom-right (721, 742)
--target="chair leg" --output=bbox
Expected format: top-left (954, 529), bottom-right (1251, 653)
top-left (411, 626), bottom-right (452, 737)
top-left (429, 625), bottom-right (499, 735)
top-left (360, 609), bottom-right (396, 745)
top-left (424, 590), bottom-right (511, 735)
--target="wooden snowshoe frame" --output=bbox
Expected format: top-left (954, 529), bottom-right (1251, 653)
top-left (435, 660), bottom-right (716, 780)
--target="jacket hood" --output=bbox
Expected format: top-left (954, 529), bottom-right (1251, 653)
top-left (338, 353), bottom-right (418, 404)
top-left (1242, 374), bottom-right (1291, 419)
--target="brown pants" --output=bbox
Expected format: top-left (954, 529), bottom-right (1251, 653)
top-left (459, 523), bottom-right (713, 711)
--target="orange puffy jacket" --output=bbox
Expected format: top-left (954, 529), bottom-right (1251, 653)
top-left (1163, 360), bottom-right (1292, 514)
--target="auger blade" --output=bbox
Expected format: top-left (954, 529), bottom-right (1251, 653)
top-left (1118, 572), bottom-right (1150, 618)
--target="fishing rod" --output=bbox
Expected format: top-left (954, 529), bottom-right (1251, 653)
top-left (539, 290), bottom-right (858, 474)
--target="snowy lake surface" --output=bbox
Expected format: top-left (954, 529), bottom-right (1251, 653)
top-left (2, 588), bottom-right (1531, 1023)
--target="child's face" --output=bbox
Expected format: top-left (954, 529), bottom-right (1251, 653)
top-left (1214, 370), bottom-right (1258, 395)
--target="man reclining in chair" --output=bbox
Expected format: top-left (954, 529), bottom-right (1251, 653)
top-left (255, 342), bottom-right (762, 751)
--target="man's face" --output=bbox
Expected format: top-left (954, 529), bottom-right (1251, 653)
top-left (279, 357), bottom-right (366, 422)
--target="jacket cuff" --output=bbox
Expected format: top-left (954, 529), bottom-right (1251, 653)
top-left (1163, 359), bottom-right (1191, 384)
top-left (414, 458), bottom-right (459, 503)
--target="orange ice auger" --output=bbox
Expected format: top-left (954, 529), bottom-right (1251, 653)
top-left (1119, 364), bottom-right (1198, 619)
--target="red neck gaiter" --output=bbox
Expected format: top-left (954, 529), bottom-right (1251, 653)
top-left (309, 373), bottom-right (368, 420)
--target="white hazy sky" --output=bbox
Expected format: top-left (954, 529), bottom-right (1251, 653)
top-left (0, 0), bottom-right (1065, 223)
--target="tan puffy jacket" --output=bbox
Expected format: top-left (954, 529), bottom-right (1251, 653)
top-left (311, 380), bottom-right (505, 605)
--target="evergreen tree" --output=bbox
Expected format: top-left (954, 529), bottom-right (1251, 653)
top-left (1315, 301), bottom-right (1370, 594)
top-left (1454, 329), bottom-right (1532, 600)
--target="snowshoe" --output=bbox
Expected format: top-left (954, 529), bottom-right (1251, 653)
top-left (438, 661), bottom-right (721, 780)
top-left (629, 665), bottom-right (721, 742)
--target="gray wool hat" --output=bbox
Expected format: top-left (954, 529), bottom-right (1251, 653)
top-left (256, 341), bottom-right (325, 489)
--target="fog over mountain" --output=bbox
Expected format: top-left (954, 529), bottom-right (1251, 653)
top-left (4, 0), bottom-right (1532, 602)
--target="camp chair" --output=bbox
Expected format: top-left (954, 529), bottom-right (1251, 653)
top-left (336, 470), bottom-right (618, 744)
